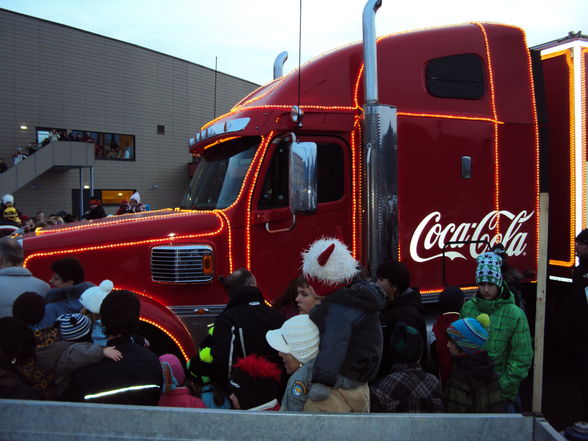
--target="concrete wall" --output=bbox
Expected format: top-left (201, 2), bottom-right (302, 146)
top-left (0, 8), bottom-right (259, 216)
top-left (0, 400), bottom-right (567, 441)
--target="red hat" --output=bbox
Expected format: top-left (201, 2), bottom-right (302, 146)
top-left (301, 237), bottom-right (359, 296)
top-left (89, 197), bottom-right (101, 206)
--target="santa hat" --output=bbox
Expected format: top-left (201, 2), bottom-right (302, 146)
top-left (301, 237), bottom-right (359, 296)
top-left (89, 197), bottom-right (101, 206)
top-left (80, 280), bottom-right (113, 314)
top-left (130, 192), bottom-right (141, 203)
top-left (229, 355), bottom-right (282, 409)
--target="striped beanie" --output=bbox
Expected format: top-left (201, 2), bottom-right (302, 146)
top-left (447, 314), bottom-right (490, 355)
top-left (56, 313), bottom-right (92, 341)
top-left (475, 251), bottom-right (502, 286)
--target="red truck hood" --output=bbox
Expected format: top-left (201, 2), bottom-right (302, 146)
top-left (24, 210), bottom-right (223, 254)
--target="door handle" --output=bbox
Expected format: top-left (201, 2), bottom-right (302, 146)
top-left (265, 214), bottom-right (296, 233)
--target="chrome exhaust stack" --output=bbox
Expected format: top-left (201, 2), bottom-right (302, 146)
top-left (273, 51), bottom-right (289, 80)
top-left (362, 0), bottom-right (398, 275)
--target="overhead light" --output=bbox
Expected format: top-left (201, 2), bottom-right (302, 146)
top-left (84, 185), bottom-right (90, 189)
top-left (117, 193), bottom-right (123, 196)
top-left (20, 125), bottom-right (28, 130)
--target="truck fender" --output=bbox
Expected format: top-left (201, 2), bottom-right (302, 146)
top-left (135, 292), bottom-right (197, 362)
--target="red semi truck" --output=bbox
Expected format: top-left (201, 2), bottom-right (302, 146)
top-left (21, 1), bottom-right (587, 359)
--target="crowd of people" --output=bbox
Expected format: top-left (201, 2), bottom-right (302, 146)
top-left (0, 192), bottom-right (146, 236)
top-left (2, 230), bottom-right (569, 418)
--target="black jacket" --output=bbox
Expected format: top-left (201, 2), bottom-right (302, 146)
top-left (310, 280), bottom-right (384, 386)
top-left (211, 286), bottom-right (285, 383)
top-left (65, 335), bottom-right (162, 405)
top-left (379, 288), bottom-right (427, 376)
top-left (570, 258), bottom-right (588, 344)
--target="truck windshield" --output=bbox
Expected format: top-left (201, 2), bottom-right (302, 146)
top-left (181, 136), bottom-right (260, 210)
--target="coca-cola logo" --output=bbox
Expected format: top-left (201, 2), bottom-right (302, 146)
top-left (409, 210), bottom-right (535, 263)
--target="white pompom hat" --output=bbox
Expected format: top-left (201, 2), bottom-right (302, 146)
top-left (301, 237), bottom-right (359, 296)
top-left (2, 194), bottom-right (14, 205)
top-left (80, 280), bottom-right (114, 314)
top-left (130, 192), bottom-right (141, 203)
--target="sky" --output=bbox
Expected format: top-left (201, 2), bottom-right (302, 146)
top-left (0, 0), bottom-right (586, 86)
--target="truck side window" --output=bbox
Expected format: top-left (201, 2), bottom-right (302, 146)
top-left (258, 141), bottom-right (344, 210)
top-left (426, 53), bottom-right (485, 99)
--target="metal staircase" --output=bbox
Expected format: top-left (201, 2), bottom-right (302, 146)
top-left (0, 141), bottom-right (95, 194)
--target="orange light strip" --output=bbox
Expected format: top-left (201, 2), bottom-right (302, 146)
top-left (544, 49), bottom-right (576, 267)
top-left (140, 317), bottom-right (190, 362)
top-left (203, 136), bottom-right (240, 150)
top-left (421, 285), bottom-right (478, 295)
top-left (475, 23), bottom-right (501, 234)
top-left (216, 210), bottom-right (234, 274)
top-left (24, 213), bottom-right (225, 267)
top-left (245, 132), bottom-right (274, 269)
top-left (353, 64), bottom-right (364, 110)
top-left (351, 120), bottom-right (359, 259)
top-left (583, 48), bottom-right (588, 235)
top-left (35, 209), bottom-right (201, 235)
top-left (398, 112), bottom-right (503, 124)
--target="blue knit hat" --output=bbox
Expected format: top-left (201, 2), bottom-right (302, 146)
top-left (447, 314), bottom-right (489, 355)
top-left (475, 251), bottom-right (502, 286)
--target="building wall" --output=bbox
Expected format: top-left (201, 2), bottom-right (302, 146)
top-left (0, 9), bottom-right (259, 216)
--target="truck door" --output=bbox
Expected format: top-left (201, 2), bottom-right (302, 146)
top-left (250, 136), bottom-right (351, 299)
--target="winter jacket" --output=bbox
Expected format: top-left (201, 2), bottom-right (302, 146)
top-left (0, 357), bottom-right (38, 399)
top-left (0, 266), bottom-right (50, 318)
top-left (39, 282), bottom-right (94, 328)
top-left (84, 205), bottom-right (106, 220)
top-left (370, 362), bottom-right (443, 413)
top-left (379, 288), bottom-right (427, 375)
top-left (570, 257), bottom-right (588, 344)
top-left (65, 335), bottom-right (162, 405)
top-left (432, 311), bottom-right (460, 384)
top-left (158, 387), bottom-right (207, 408)
top-left (36, 340), bottom-right (104, 394)
top-left (443, 351), bottom-right (504, 413)
top-left (460, 287), bottom-right (533, 401)
top-left (309, 280), bottom-right (384, 387)
top-left (211, 286), bottom-right (285, 383)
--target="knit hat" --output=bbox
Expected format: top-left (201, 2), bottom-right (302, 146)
top-left (475, 251), bottom-right (502, 286)
top-left (265, 315), bottom-right (319, 364)
top-left (12, 292), bottom-right (45, 326)
top-left (130, 192), bottom-right (141, 203)
top-left (89, 197), bottom-right (101, 207)
top-left (2, 194), bottom-right (14, 206)
top-left (56, 313), bottom-right (92, 341)
top-left (447, 314), bottom-right (490, 355)
top-left (160, 353), bottom-right (185, 390)
top-left (438, 286), bottom-right (464, 313)
top-left (576, 229), bottom-right (588, 246)
top-left (80, 280), bottom-right (114, 314)
top-left (3, 206), bottom-right (19, 221)
top-left (389, 322), bottom-right (422, 363)
top-left (229, 354), bottom-right (282, 409)
top-left (301, 237), bottom-right (359, 296)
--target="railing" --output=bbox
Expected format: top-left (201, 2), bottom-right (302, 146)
top-left (0, 399), bottom-right (566, 441)
top-left (0, 141), bottom-right (95, 194)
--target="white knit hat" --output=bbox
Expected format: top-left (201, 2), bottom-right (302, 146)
top-left (2, 194), bottom-right (14, 205)
top-left (301, 237), bottom-right (359, 296)
top-left (265, 315), bottom-right (319, 364)
top-left (130, 192), bottom-right (141, 203)
top-left (80, 280), bottom-right (114, 314)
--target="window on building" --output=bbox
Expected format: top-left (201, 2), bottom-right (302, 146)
top-left (426, 53), bottom-right (485, 99)
top-left (157, 125), bottom-right (165, 134)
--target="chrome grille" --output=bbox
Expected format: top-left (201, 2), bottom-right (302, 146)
top-left (150, 245), bottom-right (213, 283)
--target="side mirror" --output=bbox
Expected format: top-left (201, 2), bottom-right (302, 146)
top-left (289, 141), bottom-right (317, 214)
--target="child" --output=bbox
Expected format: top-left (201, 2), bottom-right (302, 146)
top-left (265, 314), bottom-right (320, 411)
top-left (431, 286), bottom-right (464, 385)
top-left (79, 280), bottom-right (113, 346)
top-left (370, 322), bottom-right (443, 413)
top-left (444, 314), bottom-right (505, 413)
top-left (228, 354), bottom-right (282, 411)
top-left (159, 353), bottom-right (206, 408)
top-left (36, 313), bottom-right (122, 396)
top-left (300, 237), bottom-right (384, 412)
